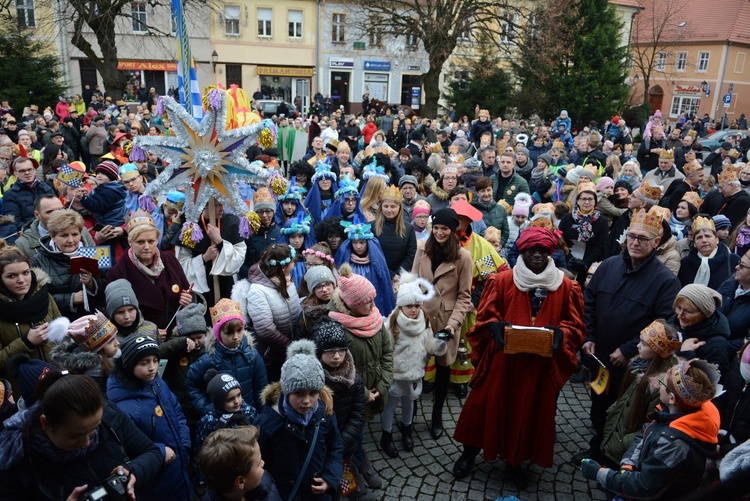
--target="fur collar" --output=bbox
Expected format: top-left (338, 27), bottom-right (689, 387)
top-left (0, 267), bottom-right (50, 303)
top-left (260, 381), bottom-right (334, 416)
top-left (428, 179), bottom-right (449, 201)
top-left (50, 340), bottom-right (102, 376)
top-left (205, 329), bottom-right (255, 356)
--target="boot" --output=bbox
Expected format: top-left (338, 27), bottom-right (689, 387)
top-left (361, 453), bottom-right (383, 490)
top-left (453, 445), bottom-right (480, 479)
top-left (399, 422), bottom-right (414, 452)
top-left (380, 431), bottom-right (399, 458)
top-left (430, 408), bottom-right (444, 440)
top-left (350, 473), bottom-right (378, 501)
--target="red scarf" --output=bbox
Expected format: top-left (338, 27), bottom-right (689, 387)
top-left (329, 305), bottom-right (383, 338)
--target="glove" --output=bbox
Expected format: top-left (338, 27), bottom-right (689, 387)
top-left (580, 459), bottom-right (602, 481)
top-left (568, 257), bottom-right (587, 273)
top-left (545, 325), bottom-right (564, 353)
top-left (488, 321), bottom-right (511, 351)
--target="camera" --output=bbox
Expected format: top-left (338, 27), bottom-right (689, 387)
top-left (434, 329), bottom-right (454, 341)
top-left (82, 473), bottom-right (129, 501)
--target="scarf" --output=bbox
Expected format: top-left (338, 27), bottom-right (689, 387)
top-left (694, 247), bottom-right (718, 286)
top-left (0, 270), bottom-right (51, 324)
top-left (329, 303), bottom-right (383, 338)
top-left (128, 247), bottom-right (165, 280)
top-left (512, 256), bottom-right (564, 292)
top-left (282, 395), bottom-right (319, 427)
top-left (396, 309), bottom-right (428, 338)
top-left (216, 410), bottom-right (252, 430)
top-left (737, 225), bottom-right (750, 248)
top-left (323, 351), bottom-right (356, 387)
top-left (49, 240), bottom-right (82, 258)
top-left (350, 252), bottom-right (370, 265)
top-left (571, 207), bottom-right (601, 243)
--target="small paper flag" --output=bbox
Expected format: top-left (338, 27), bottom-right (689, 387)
top-left (78, 246), bottom-right (112, 270)
top-left (589, 365), bottom-right (610, 395)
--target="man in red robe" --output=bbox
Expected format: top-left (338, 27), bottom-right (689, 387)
top-left (452, 227), bottom-right (585, 489)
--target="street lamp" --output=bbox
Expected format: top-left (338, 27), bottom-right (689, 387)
top-left (211, 51), bottom-right (219, 73)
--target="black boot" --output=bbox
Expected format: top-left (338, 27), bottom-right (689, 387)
top-left (506, 463), bottom-right (528, 490)
top-left (455, 383), bottom-right (468, 399)
top-left (431, 364), bottom-right (449, 440)
top-left (399, 422), bottom-right (414, 452)
top-left (380, 431), bottom-right (399, 458)
top-left (453, 446), bottom-right (480, 479)
top-left (430, 409), bottom-right (444, 440)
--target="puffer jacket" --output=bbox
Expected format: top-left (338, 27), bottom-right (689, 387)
top-left (30, 236), bottom-right (106, 319)
top-left (80, 181), bottom-right (128, 227)
top-left (232, 265), bottom-right (300, 368)
top-left (107, 368), bottom-right (193, 500)
top-left (185, 330), bottom-right (267, 415)
top-left (655, 234), bottom-right (681, 276)
top-left (254, 382), bottom-right (343, 501)
top-left (376, 218), bottom-right (416, 277)
top-left (158, 336), bottom-right (205, 426)
top-left (322, 351), bottom-right (365, 454)
top-left (472, 198), bottom-right (509, 244)
top-left (1, 179), bottom-right (55, 232)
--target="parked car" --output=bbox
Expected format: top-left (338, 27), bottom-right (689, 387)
top-left (701, 129), bottom-right (748, 153)
top-left (255, 100), bottom-right (299, 119)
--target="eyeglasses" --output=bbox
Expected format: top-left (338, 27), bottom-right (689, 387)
top-left (659, 378), bottom-right (669, 391)
top-left (739, 261), bottom-right (750, 270)
top-left (313, 282), bottom-right (334, 291)
top-left (16, 168), bottom-right (35, 174)
top-left (413, 215), bottom-right (429, 220)
top-left (578, 197), bottom-right (596, 203)
top-left (626, 233), bottom-right (656, 244)
top-left (323, 348), bottom-right (347, 356)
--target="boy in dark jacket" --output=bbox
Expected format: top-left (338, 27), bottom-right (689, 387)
top-left (77, 160), bottom-right (127, 228)
top-left (255, 340), bottom-right (343, 501)
top-left (580, 359), bottom-right (721, 500)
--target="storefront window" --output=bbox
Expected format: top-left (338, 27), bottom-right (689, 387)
top-left (670, 96), bottom-right (700, 118)
top-left (260, 76), bottom-right (292, 101)
top-left (364, 73), bottom-right (388, 102)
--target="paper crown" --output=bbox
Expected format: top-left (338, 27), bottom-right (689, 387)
top-left (692, 215), bottom-right (715, 234)
top-left (681, 191), bottom-right (704, 210)
top-left (577, 182), bottom-right (597, 196)
top-left (683, 160), bottom-right (703, 176)
top-left (498, 199), bottom-right (512, 214)
top-left (684, 149), bottom-right (697, 159)
top-left (582, 164), bottom-right (598, 181)
top-left (484, 226), bottom-right (502, 241)
top-left (529, 216), bottom-right (554, 231)
top-left (126, 210), bottom-right (157, 233)
top-left (633, 179), bottom-right (662, 203)
top-left (52, 162), bottom-right (86, 188)
top-left (326, 139), bottom-right (339, 151)
top-left (729, 149), bottom-right (741, 159)
top-left (478, 109), bottom-right (490, 118)
top-left (552, 140), bottom-right (565, 150)
top-left (210, 298), bottom-right (243, 327)
top-left (667, 359), bottom-right (722, 407)
top-left (341, 216), bottom-right (374, 241)
top-left (68, 310), bottom-right (118, 353)
top-left (429, 143), bottom-right (444, 154)
top-left (280, 213), bottom-right (311, 236)
top-left (119, 162), bottom-right (140, 181)
top-left (718, 167), bottom-right (739, 184)
top-left (164, 190), bottom-right (186, 211)
top-left (649, 205), bottom-right (671, 223)
top-left (686, 130), bottom-right (698, 138)
top-left (659, 148), bottom-right (675, 160)
top-left (441, 164), bottom-right (459, 177)
top-left (334, 176), bottom-right (360, 200)
top-left (640, 320), bottom-right (682, 358)
top-left (533, 202), bottom-right (556, 216)
top-left (311, 161), bottom-right (337, 183)
top-left (253, 187), bottom-right (276, 212)
top-left (381, 185), bottom-right (403, 203)
top-left (629, 208), bottom-right (662, 237)
top-left (278, 177), bottom-right (306, 202)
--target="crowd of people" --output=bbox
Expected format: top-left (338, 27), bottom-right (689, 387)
top-left (0, 89), bottom-right (748, 501)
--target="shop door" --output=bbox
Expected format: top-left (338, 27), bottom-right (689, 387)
top-left (294, 78), bottom-right (310, 113)
top-left (330, 71), bottom-right (350, 111)
top-left (144, 71), bottom-right (166, 96)
top-left (401, 75), bottom-right (421, 106)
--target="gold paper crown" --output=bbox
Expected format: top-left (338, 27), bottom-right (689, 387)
top-left (253, 187), bottom-right (276, 205)
top-left (380, 185), bottom-right (403, 203)
top-left (684, 160), bottom-right (703, 176)
top-left (209, 298), bottom-right (243, 327)
top-left (687, 130), bottom-right (698, 138)
top-left (582, 164), bottom-right (598, 181)
top-left (659, 148), bottom-right (675, 160)
top-left (685, 149), bottom-right (697, 158)
top-left (484, 226), bottom-right (501, 241)
top-left (692, 215), bottom-right (715, 234)
top-left (530, 216), bottom-right (554, 231)
top-left (728, 148), bottom-right (741, 159)
top-left (718, 167), bottom-right (739, 184)
top-left (634, 179), bottom-right (662, 203)
top-left (497, 199), bottom-right (512, 214)
top-left (552, 141), bottom-right (565, 150)
top-left (127, 210), bottom-right (157, 233)
top-left (533, 202), bottom-right (556, 215)
top-left (441, 164), bottom-right (459, 176)
top-left (629, 208), bottom-right (662, 237)
top-left (479, 109), bottom-right (490, 118)
top-left (362, 146), bottom-right (375, 158)
top-left (681, 191), bottom-right (704, 210)
top-left (577, 182), bottom-right (597, 196)
top-left (649, 205), bottom-right (671, 223)
top-left (429, 143), bottom-right (444, 154)
top-left (640, 320), bottom-right (682, 359)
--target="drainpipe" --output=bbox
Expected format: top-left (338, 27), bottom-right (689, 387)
top-left (713, 41), bottom-right (731, 124)
top-left (316, 0), bottom-right (322, 92)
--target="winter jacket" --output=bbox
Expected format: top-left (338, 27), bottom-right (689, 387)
top-left (232, 266), bottom-right (300, 369)
top-left (597, 403), bottom-right (720, 501)
top-left (0, 402), bottom-right (162, 500)
top-left (678, 243), bottom-right (740, 290)
top-left (717, 277), bottom-right (750, 345)
top-left (1, 179), bottom-right (55, 232)
top-left (490, 172), bottom-right (530, 206)
top-left (107, 370), bottom-right (193, 500)
top-left (255, 383), bottom-right (343, 501)
top-left (386, 310), bottom-right (447, 382)
top-left (670, 311), bottom-right (734, 381)
top-left (158, 336), bottom-right (205, 426)
top-left (717, 189), bottom-right (750, 227)
top-left (16, 219), bottom-right (96, 259)
top-left (251, 224), bottom-right (281, 264)
top-left (655, 234), bottom-right (681, 275)
top-left (80, 181), bottom-right (128, 227)
top-left (85, 121), bottom-right (108, 156)
top-left (185, 331), bottom-right (267, 415)
top-left (712, 365), bottom-right (750, 457)
top-left (322, 351), bottom-right (366, 454)
top-left (30, 236), bottom-right (106, 319)
top-left (469, 119), bottom-right (492, 144)
top-left (558, 211), bottom-right (609, 271)
top-left (376, 218), bottom-right (416, 277)
top-left (472, 199), bottom-right (510, 245)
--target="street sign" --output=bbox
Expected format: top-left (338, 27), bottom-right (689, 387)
top-left (728, 83), bottom-right (734, 93)
top-left (724, 93), bottom-right (732, 108)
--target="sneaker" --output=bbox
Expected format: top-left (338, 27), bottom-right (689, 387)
top-left (569, 365), bottom-right (590, 384)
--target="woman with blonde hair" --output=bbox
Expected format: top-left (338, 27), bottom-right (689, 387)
top-left (374, 186), bottom-right (417, 281)
top-left (360, 176), bottom-right (387, 222)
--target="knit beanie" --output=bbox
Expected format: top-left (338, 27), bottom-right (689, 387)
top-left (596, 177), bottom-right (614, 192)
top-left (312, 320), bottom-right (349, 357)
top-left (7, 354), bottom-right (56, 408)
top-left (67, 311), bottom-right (118, 353)
top-left (613, 180), bottom-right (633, 194)
top-left (712, 215), bottom-right (731, 231)
top-left (176, 303), bottom-right (208, 336)
top-left (105, 279), bottom-right (139, 317)
top-left (412, 200), bottom-right (431, 218)
top-left (253, 187), bottom-right (276, 213)
top-left (336, 264), bottom-right (376, 309)
top-left (431, 207), bottom-right (459, 232)
top-left (675, 284), bottom-right (722, 319)
top-left (517, 147), bottom-right (530, 158)
top-left (209, 298), bottom-right (245, 339)
top-left (205, 368), bottom-right (241, 411)
top-left (120, 335), bottom-right (159, 373)
top-left (96, 160), bottom-right (120, 182)
top-left (537, 154), bottom-right (554, 167)
top-left (398, 175), bottom-right (418, 189)
top-left (396, 272), bottom-right (435, 307)
top-left (280, 340), bottom-right (325, 394)
top-left (304, 265), bottom-right (336, 293)
top-left (512, 193), bottom-right (532, 216)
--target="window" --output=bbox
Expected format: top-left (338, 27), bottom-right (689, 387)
top-left (676, 52), bottom-right (687, 71)
top-left (131, 2), bottom-right (147, 33)
top-left (332, 13), bottom-right (345, 43)
top-left (670, 96), bottom-right (700, 118)
top-left (225, 5), bottom-right (240, 36)
top-left (368, 23), bottom-right (383, 48)
top-left (405, 33), bottom-right (419, 51)
top-left (288, 10), bottom-right (302, 38)
top-left (257, 7), bottom-right (272, 37)
top-left (501, 14), bottom-right (517, 43)
top-left (698, 52), bottom-right (710, 71)
top-left (16, 0), bottom-right (35, 28)
top-left (735, 52), bottom-right (746, 74)
top-left (656, 52), bottom-right (666, 71)
top-left (170, 3), bottom-right (177, 34)
top-left (457, 20), bottom-right (471, 41)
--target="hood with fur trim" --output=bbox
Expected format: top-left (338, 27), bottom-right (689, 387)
top-left (0, 267), bottom-right (50, 303)
top-left (204, 328), bottom-right (255, 356)
top-left (427, 177), bottom-right (449, 201)
top-left (50, 340), bottom-right (103, 377)
top-left (260, 381), bottom-right (334, 416)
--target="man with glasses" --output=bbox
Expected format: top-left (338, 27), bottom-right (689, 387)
top-left (0, 157), bottom-right (55, 240)
top-left (573, 208), bottom-right (680, 465)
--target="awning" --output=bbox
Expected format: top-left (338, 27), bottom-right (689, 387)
top-left (257, 66), bottom-right (314, 78)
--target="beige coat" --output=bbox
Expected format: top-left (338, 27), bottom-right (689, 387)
top-left (411, 246), bottom-right (473, 366)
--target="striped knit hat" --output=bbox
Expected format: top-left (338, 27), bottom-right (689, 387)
top-left (96, 160), bottom-right (120, 181)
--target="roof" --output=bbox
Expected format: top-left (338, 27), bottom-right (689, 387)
top-left (610, 0), bottom-right (644, 9)
top-left (633, 0), bottom-right (750, 45)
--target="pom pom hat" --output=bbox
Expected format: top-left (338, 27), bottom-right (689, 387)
top-left (396, 272), bottom-right (435, 307)
top-left (336, 263), bottom-right (376, 309)
top-left (281, 339), bottom-right (325, 394)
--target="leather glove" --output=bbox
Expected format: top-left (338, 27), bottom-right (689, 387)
top-left (580, 459), bottom-right (602, 481)
top-left (545, 325), bottom-right (564, 353)
top-left (488, 321), bottom-right (511, 351)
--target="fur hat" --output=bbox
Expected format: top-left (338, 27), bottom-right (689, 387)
top-left (336, 264), bottom-right (376, 309)
top-left (312, 320), bottom-right (349, 357)
top-left (120, 335), bottom-right (159, 373)
top-left (67, 311), bottom-right (118, 353)
top-left (396, 272), bottom-right (435, 307)
top-left (304, 265), bottom-right (336, 292)
top-left (176, 302), bottom-right (208, 336)
top-left (105, 279), bottom-right (139, 317)
top-left (205, 368), bottom-right (241, 411)
top-left (280, 340), bottom-right (325, 394)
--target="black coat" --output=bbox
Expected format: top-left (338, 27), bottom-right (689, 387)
top-left (712, 364), bottom-right (750, 457)
top-left (326, 364), bottom-right (365, 454)
top-left (1, 180), bottom-right (56, 233)
top-left (636, 137), bottom-right (666, 172)
top-left (558, 211), bottom-right (609, 269)
top-left (375, 219), bottom-right (416, 277)
top-left (669, 311), bottom-right (734, 381)
top-left (717, 189), bottom-right (750, 227)
top-left (717, 277), bottom-right (750, 343)
top-left (678, 243), bottom-right (740, 290)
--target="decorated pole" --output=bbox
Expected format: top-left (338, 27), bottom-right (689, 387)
top-left (208, 196), bottom-right (220, 294)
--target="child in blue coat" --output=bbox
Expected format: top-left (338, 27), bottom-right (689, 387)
top-left (107, 335), bottom-right (193, 500)
top-left (77, 160), bottom-right (128, 227)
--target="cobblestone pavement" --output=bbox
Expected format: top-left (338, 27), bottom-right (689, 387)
top-left (362, 381), bottom-right (606, 501)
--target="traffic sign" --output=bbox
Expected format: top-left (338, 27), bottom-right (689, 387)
top-left (724, 93), bottom-right (732, 108)
top-left (728, 83), bottom-right (734, 93)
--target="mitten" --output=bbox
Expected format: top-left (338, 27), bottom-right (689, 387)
top-left (580, 459), bottom-right (602, 481)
